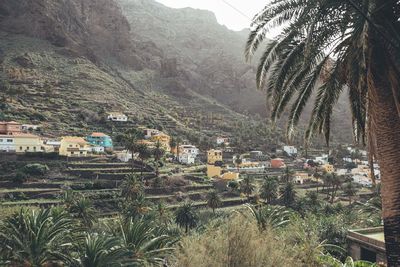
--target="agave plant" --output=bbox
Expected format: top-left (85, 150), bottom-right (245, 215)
top-left (0, 208), bottom-right (75, 266)
top-left (69, 233), bottom-right (127, 267)
top-left (244, 204), bottom-right (291, 230)
top-left (117, 218), bottom-right (176, 266)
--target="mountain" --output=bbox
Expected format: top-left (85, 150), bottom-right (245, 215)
top-left (0, 0), bottom-right (352, 145)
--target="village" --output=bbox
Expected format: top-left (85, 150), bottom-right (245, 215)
top-left (0, 114), bottom-right (379, 207)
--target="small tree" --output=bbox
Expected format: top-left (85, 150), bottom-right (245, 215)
top-left (206, 191), bottom-right (222, 214)
top-left (234, 155), bottom-right (242, 172)
top-left (175, 202), bottom-right (198, 234)
top-left (343, 182), bottom-right (358, 205)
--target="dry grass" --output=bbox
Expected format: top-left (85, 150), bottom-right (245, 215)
top-left (171, 214), bottom-right (297, 267)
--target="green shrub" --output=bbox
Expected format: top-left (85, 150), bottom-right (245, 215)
top-left (22, 163), bottom-right (49, 176)
top-left (13, 171), bottom-right (28, 184)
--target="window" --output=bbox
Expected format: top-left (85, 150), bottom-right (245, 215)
top-left (7, 139), bottom-right (12, 143)
top-left (71, 152), bottom-right (74, 155)
top-left (20, 146), bottom-right (23, 151)
top-left (0, 139), bottom-right (2, 142)
top-left (33, 147), bottom-right (36, 151)
top-left (27, 147), bottom-right (30, 150)
top-left (69, 145), bottom-right (72, 147)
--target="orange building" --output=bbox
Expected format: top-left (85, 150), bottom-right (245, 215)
top-left (271, 158), bottom-right (285, 168)
top-left (0, 121), bottom-right (22, 135)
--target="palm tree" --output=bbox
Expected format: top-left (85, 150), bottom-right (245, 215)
top-left (122, 129), bottom-right (143, 171)
top-left (72, 233), bottom-right (127, 267)
top-left (240, 175), bottom-right (255, 199)
top-left (121, 173), bottom-right (144, 201)
top-left (175, 136), bottom-right (182, 162)
top-left (206, 190), bottom-right (222, 214)
top-left (122, 193), bottom-right (151, 220)
top-left (175, 202), bottom-right (198, 234)
top-left (283, 167), bottom-right (294, 183)
top-left (136, 143), bottom-right (151, 177)
top-left (260, 176), bottom-right (279, 203)
top-left (280, 182), bottom-right (296, 207)
top-left (117, 218), bottom-right (175, 265)
top-left (152, 140), bottom-right (165, 177)
top-left (246, 1), bottom-right (400, 264)
top-left (0, 208), bottom-right (74, 266)
top-left (69, 198), bottom-right (97, 228)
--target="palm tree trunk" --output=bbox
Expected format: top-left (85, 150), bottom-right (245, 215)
top-left (369, 42), bottom-right (400, 266)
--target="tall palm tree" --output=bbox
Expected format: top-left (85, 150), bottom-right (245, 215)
top-left (136, 143), bottom-right (151, 177)
top-left (152, 140), bottom-right (165, 177)
top-left (240, 175), bottom-right (255, 199)
top-left (175, 202), bottom-right (198, 234)
top-left (69, 198), bottom-right (97, 229)
top-left (280, 182), bottom-right (296, 207)
top-left (0, 208), bottom-right (74, 266)
top-left (260, 176), bottom-right (279, 203)
top-left (206, 190), bottom-right (222, 214)
top-left (246, 1), bottom-right (400, 264)
top-left (122, 129), bottom-right (143, 172)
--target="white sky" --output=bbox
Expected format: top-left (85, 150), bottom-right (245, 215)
top-left (155, 0), bottom-right (269, 31)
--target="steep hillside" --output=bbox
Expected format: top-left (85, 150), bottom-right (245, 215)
top-left (119, 0), bottom-right (266, 115)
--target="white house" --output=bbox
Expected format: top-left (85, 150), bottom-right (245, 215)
top-left (178, 153), bottom-right (196, 164)
top-left (115, 150), bottom-right (132, 162)
top-left (21, 124), bottom-right (41, 131)
top-left (315, 154), bottom-right (329, 165)
top-left (283, 146), bottom-right (297, 156)
top-left (90, 146), bottom-right (105, 154)
top-left (179, 145), bottom-right (199, 156)
top-left (143, 128), bottom-right (161, 139)
top-left (107, 113), bottom-right (128, 122)
top-left (216, 136), bottom-right (229, 145)
top-left (0, 135), bottom-right (16, 152)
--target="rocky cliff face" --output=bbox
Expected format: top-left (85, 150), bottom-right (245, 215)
top-left (0, 0), bottom-right (145, 69)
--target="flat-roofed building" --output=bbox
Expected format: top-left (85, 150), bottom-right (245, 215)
top-left (347, 227), bottom-right (386, 265)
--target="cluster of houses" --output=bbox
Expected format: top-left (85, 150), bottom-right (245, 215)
top-left (0, 121), bottom-right (202, 165)
top-left (0, 121), bottom-right (114, 157)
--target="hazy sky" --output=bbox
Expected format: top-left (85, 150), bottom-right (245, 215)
top-left (155, 0), bottom-right (268, 31)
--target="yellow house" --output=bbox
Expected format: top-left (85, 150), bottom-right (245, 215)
top-left (323, 164), bottom-right (335, 173)
top-left (207, 164), bottom-right (222, 178)
top-left (294, 172), bottom-right (310, 184)
top-left (59, 136), bottom-right (90, 157)
top-left (14, 133), bottom-right (44, 153)
top-left (150, 133), bottom-right (171, 151)
top-left (207, 149), bottom-right (222, 164)
top-left (221, 171), bottom-right (239, 180)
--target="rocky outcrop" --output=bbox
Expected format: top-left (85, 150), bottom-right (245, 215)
top-left (0, 0), bottom-right (144, 69)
